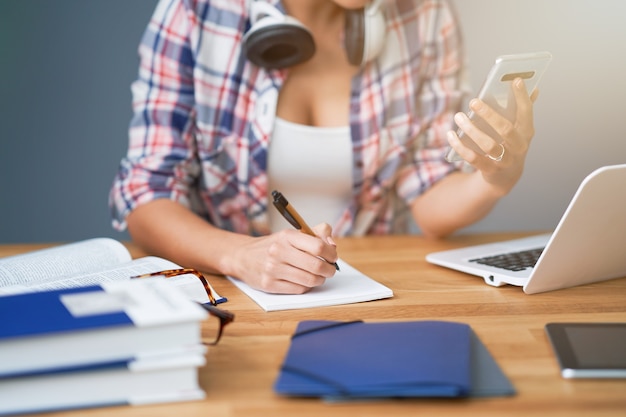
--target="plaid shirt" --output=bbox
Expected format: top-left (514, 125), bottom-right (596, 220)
top-left (109, 0), bottom-right (467, 237)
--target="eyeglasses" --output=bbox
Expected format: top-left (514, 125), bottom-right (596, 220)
top-left (196, 302), bottom-right (235, 345)
top-left (131, 268), bottom-right (219, 305)
top-left (131, 268), bottom-right (234, 345)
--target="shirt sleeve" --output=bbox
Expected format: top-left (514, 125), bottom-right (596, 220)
top-left (395, 0), bottom-right (470, 204)
top-left (109, 0), bottom-right (198, 231)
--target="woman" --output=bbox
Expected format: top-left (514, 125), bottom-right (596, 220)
top-left (110, 0), bottom-right (537, 294)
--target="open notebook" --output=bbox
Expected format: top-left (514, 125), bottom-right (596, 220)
top-left (426, 164), bottom-right (626, 294)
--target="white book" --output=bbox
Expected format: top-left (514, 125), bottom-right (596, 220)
top-left (228, 259), bottom-right (393, 311)
top-left (0, 279), bottom-right (208, 377)
top-left (0, 350), bottom-right (207, 416)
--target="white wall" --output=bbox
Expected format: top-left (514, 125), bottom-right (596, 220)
top-left (451, 0), bottom-right (626, 234)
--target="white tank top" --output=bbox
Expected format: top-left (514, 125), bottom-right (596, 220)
top-left (267, 117), bottom-right (353, 233)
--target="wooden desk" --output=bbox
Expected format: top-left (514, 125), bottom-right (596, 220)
top-left (2, 233), bottom-right (626, 417)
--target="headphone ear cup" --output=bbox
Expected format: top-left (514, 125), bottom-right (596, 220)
top-left (344, 3), bottom-right (386, 66)
top-left (343, 10), bottom-right (366, 66)
top-left (243, 2), bottom-right (316, 69)
top-left (244, 25), bottom-right (315, 69)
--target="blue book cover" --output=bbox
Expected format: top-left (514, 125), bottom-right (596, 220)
top-left (0, 285), bottom-right (132, 340)
top-left (0, 279), bottom-right (207, 377)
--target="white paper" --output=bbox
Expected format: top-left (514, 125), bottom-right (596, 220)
top-left (228, 259), bottom-right (393, 311)
top-left (0, 239), bottom-right (224, 304)
top-left (0, 238), bottom-right (130, 287)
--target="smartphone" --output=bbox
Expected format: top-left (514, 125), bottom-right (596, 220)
top-left (445, 51), bottom-right (552, 162)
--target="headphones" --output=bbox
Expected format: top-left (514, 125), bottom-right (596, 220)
top-left (243, 0), bottom-right (386, 69)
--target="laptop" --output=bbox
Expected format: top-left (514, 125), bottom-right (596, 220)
top-left (426, 164), bottom-right (626, 294)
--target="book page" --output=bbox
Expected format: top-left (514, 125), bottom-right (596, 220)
top-left (0, 256), bottom-right (223, 305)
top-left (0, 238), bottom-right (131, 287)
top-left (227, 258), bottom-right (392, 311)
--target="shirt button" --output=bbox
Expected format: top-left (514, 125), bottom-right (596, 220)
top-left (255, 88), bottom-right (278, 135)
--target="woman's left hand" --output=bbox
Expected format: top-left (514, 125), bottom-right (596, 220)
top-left (447, 78), bottom-right (539, 197)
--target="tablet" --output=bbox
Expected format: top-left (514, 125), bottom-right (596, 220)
top-left (545, 323), bottom-right (626, 378)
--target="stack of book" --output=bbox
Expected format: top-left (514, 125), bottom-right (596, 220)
top-left (0, 278), bottom-right (210, 415)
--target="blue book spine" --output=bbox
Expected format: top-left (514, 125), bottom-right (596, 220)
top-left (0, 358), bottom-right (135, 379)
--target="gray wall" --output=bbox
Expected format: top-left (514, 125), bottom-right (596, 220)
top-left (1, 0), bottom-right (625, 243)
top-left (0, 0), bottom-right (157, 243)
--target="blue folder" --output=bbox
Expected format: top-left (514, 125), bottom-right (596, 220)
top-left (274, 320), bottom-right (515, 399)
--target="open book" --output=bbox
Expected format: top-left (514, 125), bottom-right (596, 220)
top-left (0, 238), bottom-right (225, 304)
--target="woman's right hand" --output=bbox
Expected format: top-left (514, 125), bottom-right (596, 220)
top-left (228, 224), bottom-right (339, 294)
top-left (127, 199), bottom-right (338, 294)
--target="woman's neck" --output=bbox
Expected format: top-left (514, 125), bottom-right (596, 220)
top-left (281, 0), bottom-right (344, 31)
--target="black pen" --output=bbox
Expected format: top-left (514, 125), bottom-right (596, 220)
top-left (271, 190), bottom-right (340, 271)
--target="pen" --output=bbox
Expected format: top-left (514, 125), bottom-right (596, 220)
top-left (271, 190), bottom-right (340, 271)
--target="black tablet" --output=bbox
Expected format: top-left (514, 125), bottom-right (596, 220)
top-left (545, 323), bottom-right (626, 378)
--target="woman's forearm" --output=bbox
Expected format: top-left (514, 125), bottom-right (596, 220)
top-left (411, 170), bottom-right (504, 239)
top-left (126, 199), bottom-right (252, 276)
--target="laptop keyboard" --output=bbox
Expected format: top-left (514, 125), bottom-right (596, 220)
top-left (468, 247), bottom-right (544, 272)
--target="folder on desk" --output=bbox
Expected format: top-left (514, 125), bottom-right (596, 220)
top-left (274, 320), bottom-right (514, 400)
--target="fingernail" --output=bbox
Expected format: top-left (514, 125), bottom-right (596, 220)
top-left (470, 98), bottom-right (482, 111)
top-left (327, 236), bottom-right (337, 246)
